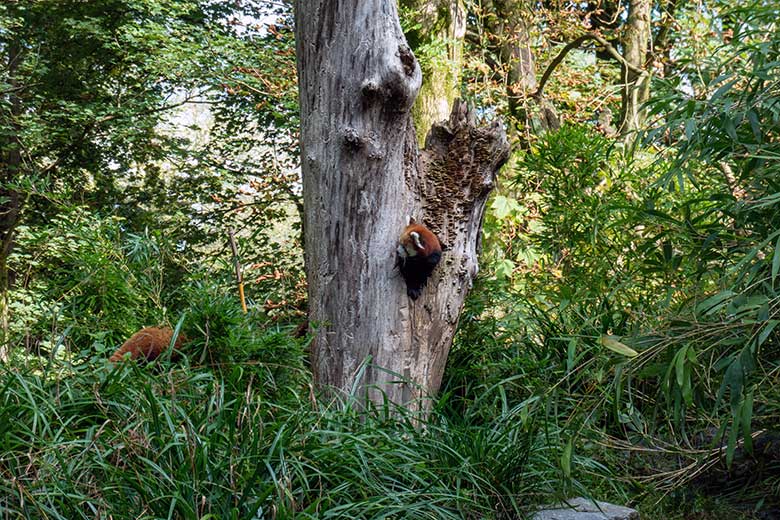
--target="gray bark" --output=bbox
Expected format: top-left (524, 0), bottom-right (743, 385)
top-left (294, 1), bottom-right (509, 410)
top-left (619, 0), bottom-right (652, 135)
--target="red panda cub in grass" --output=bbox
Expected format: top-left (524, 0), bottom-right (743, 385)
top-left (109, 326), bottom-right (185, 363)
top-left (397, 222), bottom-right (442, 300)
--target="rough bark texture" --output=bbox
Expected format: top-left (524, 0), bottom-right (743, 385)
top-left (619, 0), bottom-right (652, 135)
top-left (294, 1), bottom-right (509, 409)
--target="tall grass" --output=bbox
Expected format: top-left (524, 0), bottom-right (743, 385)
top-left (0, 345), bottom-right (577, 519)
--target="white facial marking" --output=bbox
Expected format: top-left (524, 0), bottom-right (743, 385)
top-left (411, 231), bottom-right (423, 251)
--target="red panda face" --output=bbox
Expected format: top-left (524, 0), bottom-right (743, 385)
top-left (399, 231), bottom-right (422, 257)
top-left (399, 224), bottom-right (441, 257)
top-left (396, 223), bottom-right (442, 300)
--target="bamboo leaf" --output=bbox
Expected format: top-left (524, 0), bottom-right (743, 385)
top-left (757, 320), bottom-right (779, 349)
top-left (675, 346), bottom-right (687, 387)
top-left (600, 335), bottom-right (638, 357)
top-left (742, 391), bottom-right (754, 454)
top-left (726, 406), bottom-right (740, 468)
top-left (566, 338), bottom-right (577, 374)
top-left (560, 438), bottom-right (573, 478)
top-left (682, 367), bottom-right (693, 405)
top-left (696, 290), bottom-right (735, 316)
top-left (710, 78), bottom-right (738, 103)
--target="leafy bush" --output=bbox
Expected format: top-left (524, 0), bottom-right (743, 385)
top-left (631, 0), bottom-right (780, 472)
top-left (8, 208), bottom-right (176, 356)
top-left (450, 108), bottom-right (780, 511)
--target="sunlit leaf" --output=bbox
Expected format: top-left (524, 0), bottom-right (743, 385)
top-left (600, 335), bottom-right (638, 357)
top-left (560, 438), bottom-right (573, 478)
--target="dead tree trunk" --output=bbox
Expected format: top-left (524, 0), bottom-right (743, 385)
top-left (294, 1), bottom-right (509, 411)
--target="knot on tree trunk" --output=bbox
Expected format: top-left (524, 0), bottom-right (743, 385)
top-left (359, 44), bottom-right (422, 117)
top-left (418, 99), bottom-right (510, 246)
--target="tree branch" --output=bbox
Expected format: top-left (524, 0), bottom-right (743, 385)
top-left (35, 93), bottom-right (207, 176)
top-left (94, 94), bottom-right (205, 125)
top-left (0, 83), bottom-right (38, 96)
top-left (652, 0), bottom-right (681, 53)
top-left (534, 32), bottom-right (646, 99)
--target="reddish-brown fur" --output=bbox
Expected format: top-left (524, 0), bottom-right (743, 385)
top-left (399, 224), bottom-right (441, 257)
top-left (109, 326), bottom-right (186, 363)
top-left (397, 223), bottom-right (443, 300)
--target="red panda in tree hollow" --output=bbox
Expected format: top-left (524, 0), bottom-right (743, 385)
top-left (109, 326), bottom-right (185, 363)
top-left (396, 221), bottom-right (442, 300)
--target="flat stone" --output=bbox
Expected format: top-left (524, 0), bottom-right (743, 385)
top-left (531, 497), bottom-right (640, 520)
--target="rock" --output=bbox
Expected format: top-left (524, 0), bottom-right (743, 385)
top-left (532, 497), bottom-right (640, 520)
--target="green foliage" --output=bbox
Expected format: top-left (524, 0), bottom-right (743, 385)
top-left (633, 0), bottom-right (780, 476)
top-left (0, 339), bottom-right (305, 519)
top-left (399, 0), bottom-right (453, 74)
top-left (0, 207), bottom-right (582, 518)
top-left (444, 4), bottom-right (780, 512)
top-left (454, 100), bottom-right (780, 509)
top-left (1, 0), bottom-right (302, 280)
top-left (0, 339), bottom-right (577, 519)
top-left (480, 124), bottom-right (690, 331)
top-left (2, 0), bottom-right (305, 352)
top-left (9, 207), bottom-right (173, 353)
top-left (3, 0), bottom-right (780, 517)
top-left (177, 279), bottom-right (307, 396)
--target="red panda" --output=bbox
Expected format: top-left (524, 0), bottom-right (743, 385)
top-left (109, 326), bottom-right (186, 363)
top-left (396, 222), bottom-right (442, 300)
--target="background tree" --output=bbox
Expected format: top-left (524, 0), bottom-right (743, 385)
top-left (619, 0), bottom-right (651, 133)
top-left (527, 0), bottom-right (654, 135)
top-left (294, 0), bottom-right (509, 409)
top-left (465, 0), bottom-right (681, 138)
top-left (400, 0), bottom-right (466, 144)
top-left (480, 0), bottom-right (560, 136)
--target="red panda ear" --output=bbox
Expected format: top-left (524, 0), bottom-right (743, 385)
top-left (410, 231), bottom-right (424, 250)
